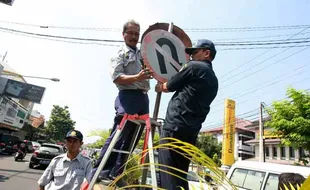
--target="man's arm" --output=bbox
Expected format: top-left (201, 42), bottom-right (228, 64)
top-left (114, 68), bottom-right (153, 85)
top-left (85, 160), bottom-right (93, 183)
top-left (155, 82), bottom-right (169, 93)
top-left (110, 54), bottom-right (153, 85)
top-left (37, 159), bottom-right (56, 189)
top-left (155, 64), bottom-right (193, 93)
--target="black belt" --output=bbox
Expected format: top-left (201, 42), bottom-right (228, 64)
top-left (120, 89), bottom-right (147, 94)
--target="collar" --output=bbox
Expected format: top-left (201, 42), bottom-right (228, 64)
top-left (62, 153), bottom-right (82, 163)
top-left (202, 60), bottom-right (212, 64)
top-left (124, 44), bottom-right (138, 54)
top-left (202, 60), bottom-right (212, 68)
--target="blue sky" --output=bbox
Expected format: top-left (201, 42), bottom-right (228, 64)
top-left (0, 0), bottom-right (309, 136)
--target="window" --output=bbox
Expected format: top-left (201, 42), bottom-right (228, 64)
top-left (273, 147), bottom-right (277, 159)
top-left (281, 147), bottom-right (286, 160)
top-left (230, 168), bottom-right (266, 190)
top-left (265, 147), bottom-right (270, 158)
top-left (264, 173), bottom-right (279, 190)
top-left (299, 148), bottom-right (306, 158)
top-left (289, 147), bottom-right (295, 160)
top-left (40, 146), bottom-right (60, 153)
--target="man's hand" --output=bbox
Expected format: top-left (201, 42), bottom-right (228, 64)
top-left (155, 82), bottom-right (169, 93)
top-left (136, 67), bottom-right (154, 81)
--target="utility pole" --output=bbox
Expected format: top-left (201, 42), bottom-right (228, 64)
top-left (259, 102), bottom-right (265, 162)
top-left (2, 51), bottom-right (7, 62)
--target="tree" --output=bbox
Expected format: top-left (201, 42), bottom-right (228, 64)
top-left (136, 130), bottom-right (160, 149)
top-left (196, 133), bottom-right (222, 158)
top-left (87, 128), bottom-right (160, 150)
top-left (45, 105), bottom-right (76, 142)
top-left (88, 129), bottom-right (143, 184)
top-left (87, 129), bottom-right (110, 149)
top-left (266, 87), bottom-right (310, 163)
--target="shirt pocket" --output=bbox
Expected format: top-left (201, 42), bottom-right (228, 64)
top-left (54, 168), bottom-right (66, 185)
top-left (123, 52), bottom-right (136, 67)
top-left (73, 169), bottom-right (85, 185)
top-left (123, 58), bottom-right (136, 67)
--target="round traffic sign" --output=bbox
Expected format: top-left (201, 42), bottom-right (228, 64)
top-left (141, 30), bottom-right (189, 83)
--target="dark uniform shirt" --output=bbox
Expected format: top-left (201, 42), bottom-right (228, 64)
top-left (164, 60), bottom-right (218, 132)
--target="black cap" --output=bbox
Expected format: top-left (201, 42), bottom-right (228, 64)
top-left (65, 130), bottom-right (83, 141)
top-left (185, 39), bottom-right (217, 58)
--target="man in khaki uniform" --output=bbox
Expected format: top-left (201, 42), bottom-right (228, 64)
top-left (38, 130), bottom-right (92, 190)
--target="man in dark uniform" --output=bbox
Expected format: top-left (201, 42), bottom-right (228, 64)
top-left (90, 19), bottom-right (153, 183)
top-left (155, 39), bottom-right (219, 190)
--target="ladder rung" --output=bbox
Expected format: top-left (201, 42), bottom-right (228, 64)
top-left (112, 149), bottom-right (131, 154)
top-left (127, 119), bottom-right (162, 127)
top-left (116, 114), bottom-right (162, 127)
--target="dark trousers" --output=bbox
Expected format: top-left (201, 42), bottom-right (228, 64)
top-left (158, 128), bottom-right (199, 190)
top-left (91, 90), bottom-right (149, 179)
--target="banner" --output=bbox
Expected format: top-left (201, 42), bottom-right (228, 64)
top-left (0, 77), bottom-right (45, 104)
top-left (221, 99), bottom-right (236, 166)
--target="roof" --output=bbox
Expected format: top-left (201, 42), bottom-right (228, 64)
top-left (29, 115), bottom-right (45, 128)
top-left (231, 160), bottom-right (310, 177)
top-left (0, 62), bottom-right (26, 82)
top-left (245, 138), bottom-right (281, 144)
top-left (41, 143), bottom-right (63, 148)
top-left (202, 118), bottom-right (254, 133)
top-left (245, 116), bottom-right (272, 129)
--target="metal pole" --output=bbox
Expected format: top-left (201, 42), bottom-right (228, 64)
top-left (152, 22), bottom-right (174, 119)
top-left (259, 102), bottom-right (264, 162)
top-left (140, 22), bottom-right (174, 190)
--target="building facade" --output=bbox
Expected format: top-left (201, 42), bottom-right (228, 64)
top-left (0, 60), bottom-right (44, 140)
top-left (244, 117), bottom-right (309, 165)
top-left (203, 118), bottom-right (256, 161)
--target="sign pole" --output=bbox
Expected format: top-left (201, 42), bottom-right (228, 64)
top-left (140, 22), bottom-right (175, 190)
top-left (152, 22), bottom-right (174, 120)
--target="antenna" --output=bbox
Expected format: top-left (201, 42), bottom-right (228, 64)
top-left (2, 51), bottom-right (8, 61)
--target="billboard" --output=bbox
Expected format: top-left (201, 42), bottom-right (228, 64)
top-left (221, 99), bottom-right (236, 166)
top-left (0, 77), bottom-right (45, 104)
top-left (0, 96), bottom-right (27, 129)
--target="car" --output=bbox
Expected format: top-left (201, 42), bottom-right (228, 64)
top-left (29, 143), bottom-right (65, 169)
top-left (187, 171), bottom-right (212, 190)
top-left (25, 141), bottom-right (41, 152)
top-left (219, 160), bottom-right (310, 190)
top-left (0, 134), bottom-right (21, 155)
top-left (140, 170), bottom-right (211, 190)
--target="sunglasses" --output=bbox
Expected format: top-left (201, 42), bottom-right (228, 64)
top-left (125, 31), bottom-right (140, 36)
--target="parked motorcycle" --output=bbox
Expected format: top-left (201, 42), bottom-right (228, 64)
top-left (14, 149), bottom-right (26, 161)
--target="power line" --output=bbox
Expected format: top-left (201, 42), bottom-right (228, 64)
top-left (210, 70), bottom-right (310, 115)
top-left (2, 25), bottom-right (310, 48)
top-left (203, 114), bottom-right (261, 130)
top-left (219, 47), bottom-right (309, 90)
top-left (215, 37), bottom-right (310, 44)
top-left (204, 87), bottom-right (310, 130)
top-left (1, 20), bottom-right (309, 32)
top-left (210, 32), bottom-right (310, 42)
top-left (0, 27), bottom-right (121, 47)
top-left (207, 83), bottom-right (310, 127)
top-left (212, 63), bottom-right (310, 106)
top-left (203, 90), bottom-right (304, 129)
top-left (216, 40), bottom-right (310, 46)
top-left (218, 26), bottom-right (310, 80)
top-left (184, 25), bottom-right (310, 32)
top-left (219, 44), bottom-right (310, 51)
top-left (0, 26), bottom-right (124, 43)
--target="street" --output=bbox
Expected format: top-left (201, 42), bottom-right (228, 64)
top-left (0, 154), bottom-right (44, 190)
